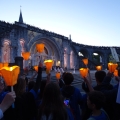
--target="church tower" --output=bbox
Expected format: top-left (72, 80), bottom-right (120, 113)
top-left (19, 9), bottom-right (23, 23)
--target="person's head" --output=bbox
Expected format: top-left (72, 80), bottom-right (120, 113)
top-left (87, 91), bottom-right (106, 110)
top-left (39, 82), bottom-right (67, 120)
top-left (95, 70), bottom-right (106, 84)
top-left (63, 72), bottom-right (74, 85)
top-left (14, 77), bottom-right (26, 96)
top-left (42, 82), bottom-right (63, 104)
top-left (39, 80), bottom-right (47, 99)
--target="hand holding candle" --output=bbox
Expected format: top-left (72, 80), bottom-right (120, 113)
top-left (34, 65), bottom-right (38, 72)
top-left (56, 72), bottom-right (61, 80)
top-left (44, 60), bottom-right (53, 74)
top-left (79, 68), bottom-right (88, 78)
top-left (0, 66), bottom-right (20, 108)
top-left (108, 63), bottom-right (118, 73)
top-left (96, 65), bottom-right (102, 71)
top-left (114, 69), bottom-right (118, 77)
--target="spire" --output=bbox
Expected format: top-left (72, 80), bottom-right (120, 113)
top-left (19, 7), bottom-right (23, 23)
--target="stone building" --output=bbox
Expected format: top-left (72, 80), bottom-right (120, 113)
top-left (0, 11), bottom-right (120, 70)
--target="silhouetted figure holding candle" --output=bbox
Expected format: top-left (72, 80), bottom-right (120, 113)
top-left (4, 62), bottom-right (43, 120)
top-left (83, 69), bottom-right (120, 120)
top-left (87, 91), bottom-right (110, 120)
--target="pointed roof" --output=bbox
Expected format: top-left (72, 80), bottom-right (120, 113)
top-left (19, 9), bottom-right (23, 23)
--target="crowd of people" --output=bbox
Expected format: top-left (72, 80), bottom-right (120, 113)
top-left (0, 62), bottom-right (120, 120)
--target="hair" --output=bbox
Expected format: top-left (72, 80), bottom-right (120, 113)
top-left (95, 70), bottom-right (106, 83)
top-left (14, 77), bottom-right (26, 96)
top-left (88, 91), bottom-right (106, 110)
top-left (28, 81), bottom-right (35, 91)
top-left (62, 72), bottom-right (67, 79)
top-left (39, 80), bottom-right (47, 99)
top-left (63, 72), bottom-right (74, 85)
top-left (38, 82), bottom-right (68, 120)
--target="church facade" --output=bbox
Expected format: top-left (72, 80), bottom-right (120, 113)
top-left (0, 11), bottom-right (120, 70)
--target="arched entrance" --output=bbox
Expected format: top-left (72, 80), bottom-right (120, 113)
top-left (29, 38), bottom-right (61, 67)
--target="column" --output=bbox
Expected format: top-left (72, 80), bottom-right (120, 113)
top-left (67, 53), bottom-right (70, 70)
top-left (61, 50), bottom-right (64, 68)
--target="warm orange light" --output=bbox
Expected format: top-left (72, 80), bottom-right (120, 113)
top-left (108, 63), bottom-right (118, 73)
top-left (22, 52), bottom-right (30, 60)
top-left (34, 66), bottom-right (38, 72)
top-left (0, 66), bottom-right (20, 86)
top-left (36, 43), bottom-right (44, 53)
top-left (3, 63), bottom-right (8, 67)
top-left (0, 63), bottom-right (3, 69)
top-left (96, 66), bottom-right (102, 71)
top-left (46, 69), bottom-right (50, 74)
top-left (44, 60), bottom-right (53, 70)
top-left (82, 58), bottom-right (88, 66)
top-left (56, 72), bottom-right (61, 80)
top-left (79, 68), bottom-right (88, 78)
top-left (114, 69), bottom-right (118, 77)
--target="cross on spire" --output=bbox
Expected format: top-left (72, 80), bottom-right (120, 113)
top-left (19, 6), bottom-right (23, 23)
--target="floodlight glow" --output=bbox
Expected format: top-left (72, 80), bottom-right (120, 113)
top-left (93, 53), bottom-right (98, 56)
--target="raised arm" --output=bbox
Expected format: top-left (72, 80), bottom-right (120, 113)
top-left (33, 62), bottom-right (42, 93)
top-left (0, 91), bottom-right (16, 113)
top-left (28, 72), bottom-right (38, 82)
top-left (83, 77), bottom-right (94, 92)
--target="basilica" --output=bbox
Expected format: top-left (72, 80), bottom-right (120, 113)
top-left (0, 11), bottom-right (120, 70)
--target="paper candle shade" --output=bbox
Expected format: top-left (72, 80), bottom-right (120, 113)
top-left (0, 66), bottom-right (20, 86)
top-left (22, 52), bottom-right (30, 60)
top-left (0, 63), bottom-right (3, 69)
top-left (44, 60), bottom-right (53, 70)
top-left (79, 68), bottom-right (88, 78)
top-left (96, 66), bottom-right (102, 71)
top-left (34, 66), bottom-right (38, 72)
top-left (82, 58), bottom-right (88, 66)
top-left (108, 63), bottom-right (118, 73)
top-left (36, 43), bottom-right (44, 53)
top-left (56, 72), bottom-right (61, 80)
top-left (3, 63), bottom-right (8, 67)
top-left (114, 70), bottom-right (118, 77)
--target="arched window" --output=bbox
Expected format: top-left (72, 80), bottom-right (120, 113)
top-left (2, 40), bottom-right (11, 63)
